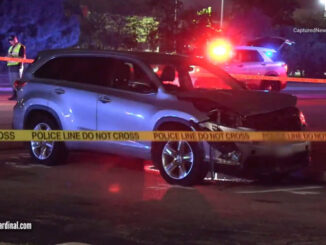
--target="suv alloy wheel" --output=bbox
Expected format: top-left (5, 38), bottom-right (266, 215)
top-left (28, 114), bottom-right (67, 165)
top-left (153, 124), bottom-right (208, 186)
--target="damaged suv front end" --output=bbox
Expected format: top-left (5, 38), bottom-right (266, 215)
top-left (150, 55), bottom-right (310, 185)
top-left (197, 103), bottom-right (310, 177)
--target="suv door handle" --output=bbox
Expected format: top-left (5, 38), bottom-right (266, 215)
top-left (237, 64), bottom-right (244, 67)
top-left (99, 96), bottom-right (112, 103)
top-left (54, 88), bottom-right (65, 95)
top-left (261, 63), bottom-right (267, 66)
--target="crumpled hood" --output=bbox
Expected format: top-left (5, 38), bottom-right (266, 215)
top-left (177, 89), bottom-right (297, 116)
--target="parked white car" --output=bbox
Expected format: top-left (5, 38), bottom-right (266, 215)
top-left (221, 46), bottom-right (288, 91)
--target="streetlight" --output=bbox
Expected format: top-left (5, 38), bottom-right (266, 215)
top-left (220, 0), bottom-right (224, 30)
top-left (320, 0), bottom-right (326, 17)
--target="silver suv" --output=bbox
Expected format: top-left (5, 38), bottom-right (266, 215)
top-left (13, 50), bottom-right (310, 186)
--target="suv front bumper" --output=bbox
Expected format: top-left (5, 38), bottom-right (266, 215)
top-left (204, 141), bottom-right (310, 175)
top-left (237, 141), bottom-right (310, 175)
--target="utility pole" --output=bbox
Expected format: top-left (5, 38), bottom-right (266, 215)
top-left (220, 0), bottom-right (224, 30)
top-left (174, 0), bottom-right (178, 52)
top-left (174, 0), bottom-right (178, 23)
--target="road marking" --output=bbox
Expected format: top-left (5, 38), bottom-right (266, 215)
top-left (290, 191), bottom-right (321, 195)
top-left (147, 183), bottom-right (194, 191)
top-left (5, 161), bottom-right (51, 169)
top-left (236, 186), bottom-right (323, 194)
top-left (56, 243), bottom-right (91, 245)
top-left (204, 173), bottom-right (253, 183)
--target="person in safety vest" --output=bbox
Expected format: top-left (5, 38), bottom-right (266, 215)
top-left (7, 35), bottom-right (26, 100)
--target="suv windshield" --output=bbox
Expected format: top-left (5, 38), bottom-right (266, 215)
top-left (147, 58), bottom-right (244, 92)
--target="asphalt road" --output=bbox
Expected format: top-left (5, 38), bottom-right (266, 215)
top-left (0, 89), bottom-right (326, 244)
top-left (0, 149), bottom-right (326, 244)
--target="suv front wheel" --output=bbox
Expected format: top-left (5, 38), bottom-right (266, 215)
top-left (154, 137), bottom-right (208, 186)
top-left (27, 114), bottom-right (67, 165)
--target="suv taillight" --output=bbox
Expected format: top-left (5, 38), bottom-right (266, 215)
top-left (13, 80), bottom-right (27, 90)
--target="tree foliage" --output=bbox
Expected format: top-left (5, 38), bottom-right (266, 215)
top-left (0, 0), bottom-right (80, 58)
top-left (226, 0), bottom-right (300, 25)
top-left (64, 0), bottom-right (159, 50)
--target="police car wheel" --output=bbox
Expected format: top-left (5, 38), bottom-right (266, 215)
top-left (261, 81), bottom-right (281, 92)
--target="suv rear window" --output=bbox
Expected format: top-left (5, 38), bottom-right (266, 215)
top-left (233, 50), bottom-right (264, 62)
top-left (34, 56), bottom-right (116, 87)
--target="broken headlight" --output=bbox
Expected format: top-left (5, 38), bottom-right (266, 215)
top-left (199, 109), bottom-right (243, 130)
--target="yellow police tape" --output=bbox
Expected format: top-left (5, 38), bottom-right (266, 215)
top-left (1, 130), bottom-right (326, 142)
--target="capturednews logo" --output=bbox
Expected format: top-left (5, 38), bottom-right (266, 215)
top-left (0, 221), bottom-right (32, 230)
top-left (293, 27), bottom-right (326, 33)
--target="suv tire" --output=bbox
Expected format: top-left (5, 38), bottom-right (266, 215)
top-left (27, 113), bottom-right (67, 165)
top-left (153, 124), bottom-right (208, 186)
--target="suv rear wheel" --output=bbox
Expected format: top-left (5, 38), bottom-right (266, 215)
top-left (153, 124), bottom-right (208, 186)
top-left (27, 114), bottom-right (67, 165)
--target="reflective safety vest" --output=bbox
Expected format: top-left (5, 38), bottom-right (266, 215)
top-left (7, 43), bottom-right (23, 66)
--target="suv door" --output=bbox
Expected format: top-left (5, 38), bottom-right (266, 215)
top-left (34, 56), bottom-right (99, 150)
top-left (96, 58), bottom-right (158, 158)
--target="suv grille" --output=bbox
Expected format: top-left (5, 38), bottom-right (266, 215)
top-left (243, 107), bottom-right (302, 131)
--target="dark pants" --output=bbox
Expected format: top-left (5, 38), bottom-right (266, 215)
top-left (8, 65), bottom-right (23, 96)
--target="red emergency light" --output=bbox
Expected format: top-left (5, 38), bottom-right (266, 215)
top-left (207, 39), bottom-right (233, 63)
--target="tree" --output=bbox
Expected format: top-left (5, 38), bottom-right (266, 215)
top-left (64, 0), bottom-right (158, 50)
top-left (224, 7), bottom-right (274, 44)
top-left (226, 0), bottom-right (300, 25)
top-left (0, 0), bottom-right (80, 58)
top-left (146, 0), bottom-right (183, 52)
top-left (276, 26), bottom-right (326, 78)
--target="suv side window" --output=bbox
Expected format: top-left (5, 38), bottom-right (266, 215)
top-left (110, 60), bottom-right (157, 94)
top-left (34, 56), bottom-right (115, 87)
top-left (234, 50), bottom-right (264, 62)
